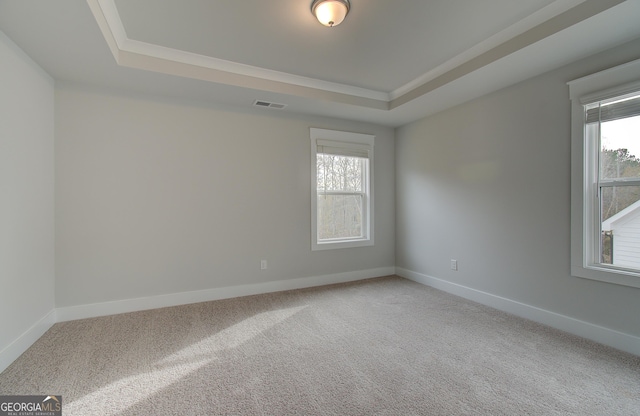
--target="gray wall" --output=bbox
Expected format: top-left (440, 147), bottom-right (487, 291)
top-left (396, 38), bottom-right (640, 337)
top-left (55, 86), bottom-right (395, 307)
top-left (0, 32), bottom-right (55, 355)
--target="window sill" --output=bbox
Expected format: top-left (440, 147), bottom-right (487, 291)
top-left (572, 264), bottom-right (640, 288)
top-left (312, 238), bottom-right (374, 251)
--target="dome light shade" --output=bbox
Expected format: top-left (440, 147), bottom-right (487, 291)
top-left (311, 0), bottom-right (350, 27)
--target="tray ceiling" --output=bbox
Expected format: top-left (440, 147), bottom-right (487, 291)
top-left (1, 0), bottom-right (639, 126)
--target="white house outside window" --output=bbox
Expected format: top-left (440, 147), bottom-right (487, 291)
top-left (569, 58), bottom-right (640, 288)
top-left (310, 128), bottom-right (374, 251)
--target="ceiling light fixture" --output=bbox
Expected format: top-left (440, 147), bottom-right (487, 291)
top-left (311, 0), bottom-right (350, 27)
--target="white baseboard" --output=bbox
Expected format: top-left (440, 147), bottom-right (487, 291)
top-left (9, 266), bottom-right (634, 375)
top-left (0, 309), bottom-right (56, 374)
top-left (56, 267), bottom-right (396, 322)
top-left (396, 267), bottom-right (640, 356)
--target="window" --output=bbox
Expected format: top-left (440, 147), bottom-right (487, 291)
top-left (311, 128), bottom-right (374, 250)
top-left (587, 94), bottom-right (640, 269)
top-left (569, 58), bottom-right (640, 288)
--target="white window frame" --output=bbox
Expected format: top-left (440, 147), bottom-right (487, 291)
top-left (568, 58), bottom-right (640, 288)
top-left (311, 128), bottom-right (374, 251)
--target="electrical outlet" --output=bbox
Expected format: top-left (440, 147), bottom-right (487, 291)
top-left (450, 259), bottom-right (458, 271)
top-left (261, 260), bottom-right (268, 270)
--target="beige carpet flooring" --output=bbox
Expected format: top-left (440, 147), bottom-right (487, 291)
top-left (0, 276), bottom-right (638, 415)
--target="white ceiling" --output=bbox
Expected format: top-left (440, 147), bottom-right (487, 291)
top-left (1, 0), bottom-right (640, 126)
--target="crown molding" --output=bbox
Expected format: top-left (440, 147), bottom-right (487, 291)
top-left (88, 0), bottom-right (390, 109)
top-left (87, 0), bottom-right (625, 111)
top-left (390, 0), bottom-right (626, 109)
top-left (389, 0), bottom-right (589, 100)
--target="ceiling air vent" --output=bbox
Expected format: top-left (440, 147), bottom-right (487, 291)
top-left (253, 100), bottom-right (287, 110)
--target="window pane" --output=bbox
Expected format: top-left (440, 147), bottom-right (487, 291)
top-left (317, 154), bottom-right (364, 192)
top-left (317, 194), bottom-right (363, 240)
top-left (601, 185), bottom-right (640, 221)
top-left (600, 114), bottom-right (640, 180)
top-left (600, 186), bottom-right (640, 269)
